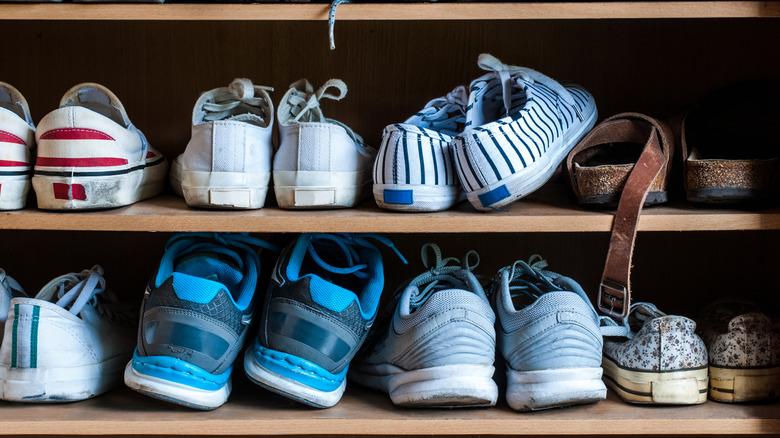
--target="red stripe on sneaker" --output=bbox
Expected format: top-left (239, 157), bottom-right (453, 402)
top-left (36, 157), bottom-right (128, 167)
top-left (52, 183), bottom-right (87, 200)
top-left (39, 128), bottom-right (115, 141)
top-left (0, 130), bottom-right (25, 145)
top-left (146, 151), bottom-right (155, 158)
top-left (0, 160), bottom-right (28, 167)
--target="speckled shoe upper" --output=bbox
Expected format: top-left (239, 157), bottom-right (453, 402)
top-left (696, 301), bottom-right (780, 368)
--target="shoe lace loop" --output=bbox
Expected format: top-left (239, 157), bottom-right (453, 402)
top-left (307, 233), bottom-right (407, 281)
top-left (407, 243), bottom-right (479, 310)
top-left (416, 86), bottom-right (468, 134)
top-left (202, 78), bottom-right (273, 122)
top-left (54, 265), bottom-right (108, 316)
top-left (598, 302), bottom-right (667, 339)
top-left (477, 53), bottom-right (581, 120)
top-left (286, 79), bottom-right (366, 148)
top-left (0, 269), bottom-right (25, 297)
top-left (495, 255), bottom-right (558, 301)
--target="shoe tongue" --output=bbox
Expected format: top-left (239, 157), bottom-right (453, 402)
top-left (176, 252), bottom-right (244, 292)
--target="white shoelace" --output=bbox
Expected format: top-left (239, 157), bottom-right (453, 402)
top-left (285, 79), bottom-right (366, 146)
top-left (53, 265), bottom-right (109, 316)
top-left (599, 302), bottom-right (667, 339)
top-left (414, 86), bottom-right (468, 135)
top-left (406, 243), bottom-right (479, 310)
top-left (202, 78), bottom-right (273, 122)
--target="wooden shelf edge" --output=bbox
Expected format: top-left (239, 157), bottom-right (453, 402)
top-left (1, 196), bottom-right (780, 233)
top-left (0, 1), bottom-right (776, 21)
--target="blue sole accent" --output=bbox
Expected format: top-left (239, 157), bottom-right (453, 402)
top-left (478, 184), bottom-right (511, 207)
top-left (251, 343), bottom-right (346, 392)
top-left (131, 351), bottom-right (230, 391)
top-left (383, 189), bottom-right (414, 205)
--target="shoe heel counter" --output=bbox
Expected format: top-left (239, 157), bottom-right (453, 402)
top-left (1, 301), bottom-right (50, 369)
top-left (374, 127), bottom-right (404, 185)
top-left (35, 107), bottom-right (127, 165)
top-left (655, 316), bottom-right (708, 370)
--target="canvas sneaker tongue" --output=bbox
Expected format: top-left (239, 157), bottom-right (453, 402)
top-left (176, 253), bottom-right (244, 293)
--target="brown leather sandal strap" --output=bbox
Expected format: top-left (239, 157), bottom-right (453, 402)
top-left (596, 113), bottom-right (673, 319)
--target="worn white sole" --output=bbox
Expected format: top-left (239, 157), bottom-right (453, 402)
top-left (466, 107), bottom-right (597, 211)
top-left (243, 348), bottom-right (345, 408)
top-left (350, 363), bottom-right (497, 408)
top-left (0, 175), bottom-right (30, 210)
top-left (506, 366), bottom-right (606, 411)
top-left (708, 364), bottom-right (780, 403)
top-left (170, 161), bottom-right (270, 209)
top-left (602, 356), bottom-right (708, 405)
top-left (273, 170), bottom-right (371, 209)
top-left (373, 184), bottom-right (459, 212)
top-left (124, 362), bottom-right (230, 410)
top-left (32, 158), bottom-right (167, 209)
top-left (0, 355), bottom-right (127, 402)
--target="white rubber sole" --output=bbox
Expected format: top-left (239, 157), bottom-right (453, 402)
top-left (0, 355), bottom-right (127, 402)
top-left (170, 162), bottom-right (270, 209)
top-left (602, 356), bottom-right (708, 405)
top-left (123, 362), bottom-right (230, 410)
top-left (0, 175), bottom-right (30, 210)
top-left (243, 349), bottom-right (345, 408)
top-left (32, 159), bottom-right (167, 209)
top-left (466, 108), bottom-right (597, 211)
top-left (350, 363), bottom-right (497, 408)
top-left (373, 183), bottom-right (460, 212)
top-left (708, 364), bottom-right (780, 403)
top-left (273, 170), bottom-right (371, 209)
top-left (506, 366), bottom-right (606, 411)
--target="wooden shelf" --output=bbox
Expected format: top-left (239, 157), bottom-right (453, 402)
top-left (1, 384), bottom-right (777, 436)
top-left (2, 182), bottom-right (779, 233)
top-left (0, 1), bottom-right (777, 21)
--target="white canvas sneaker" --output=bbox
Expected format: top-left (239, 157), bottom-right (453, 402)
top-left (0, 265), bottom-right (135, 402)
top-left (32, 83), bottom-right (167, 209)
top-left (373, 86), bottom-right (467, 212)
top-left (0, 269), bottom-right (26, 345)
top-left (273, 79), bottom-right (376, 209)
top-left (170, 79), bottom-right (274, 209)
top-left (349, 243), bottom-right (497, 407)
top-left (452, 54), bottom-right (597, 211)
top-left (0, 82), bottom-right (36, 210)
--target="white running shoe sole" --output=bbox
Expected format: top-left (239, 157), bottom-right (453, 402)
top-left (243, 349), bottom-right (345, 408)
top-left (170, 161), bottom-right (270, 209)
top-left (0, 355), bottom-right (127, 402)
top-left (373, 184), bottom-right (459, 212)
top-left (351, 363), bottom-right (497, 408)
top-left (123, 362), bottom-right (230, 410)
top-left (274, 170), bottom-right (371, 209)
top-left (506, 366), bottom-right (606, 411)
top-left (602, 356), bottom-right (708, 405)
top-left (32, 159), bottom-right (167, 209)
top-left (465, 108), bottom-right (597, 211)
top-left (0, 175), bottom-right (30, 210)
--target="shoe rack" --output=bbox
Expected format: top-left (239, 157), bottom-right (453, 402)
top-left (0, 2), bottom-right (779, 436)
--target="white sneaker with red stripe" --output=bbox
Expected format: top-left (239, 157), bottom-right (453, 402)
top-left (0, 82), bottom-right (36, 210)
top-left (32, 83), bottom-right (167, 209)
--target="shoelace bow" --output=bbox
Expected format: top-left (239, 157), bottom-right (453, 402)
top-left (416, 86), bottom-right (468, 134)
top-left (406, 243), bottom-right (479, 311)
top-left (306, 233), bottom-right (407, 281)
top-left (52, 265), bottom-right (132, 323)
top-left (286, 79), bottom-right (366, 147)
top-left (477, 53), bottom-right (583, 121)
top-left (202, 78), bottom-right (273, 122)
top-left (599, 302), bottom-right (667, 339)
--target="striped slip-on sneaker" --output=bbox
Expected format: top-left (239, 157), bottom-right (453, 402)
top-left (452, 54), bottom-right (597, 212)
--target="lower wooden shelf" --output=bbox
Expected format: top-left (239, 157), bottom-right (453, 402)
top-left (2, 379), bottom-right (778, 436)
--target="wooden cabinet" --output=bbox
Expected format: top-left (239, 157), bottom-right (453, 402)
top-left (0, 2), bottom-right (778, 435)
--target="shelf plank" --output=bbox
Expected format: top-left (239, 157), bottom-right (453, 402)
top-left (1, 385), bottom-right (777, 436)
top-left (0, 1), bottom-right (777, 21)
top-left (1, 183), bottom-right (779, 233)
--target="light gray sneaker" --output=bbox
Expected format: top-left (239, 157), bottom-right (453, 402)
top-left (491, 256), bottom-right (606, 411)
top-left (349, 243), bottom-right (497, 408)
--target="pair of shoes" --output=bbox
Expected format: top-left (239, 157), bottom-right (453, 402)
top-left (696, 300), bottom-right (780, 403)
top-left (0, 82), bottom-right (167, 210)
top-left (171, 78), bottom-right (374, 210)
top-left (374, 53), bottom-right (597, 212)
top-left (600, 302), bottom-right (709, 405)
top-left (125, 232), bottom-right (405, 410)
top-left (350, 246), bottom-right (606, 412)
top-left (0, 265), bottom-right (136, 402)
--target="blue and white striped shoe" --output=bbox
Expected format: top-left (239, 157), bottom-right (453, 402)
top-left (452, 54), bottom-right (598, 211)
top-left (373, 86), bottom-right (467, 212)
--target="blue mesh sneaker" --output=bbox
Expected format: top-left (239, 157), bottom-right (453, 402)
top-left (243, 233), bottom-right (406, 408)
top-left (124, 233), bottom-right (278, 410)
top-left (349, 243), bottom-right (497, 407)
top-left (490, 256), bottom-right (606, 411)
